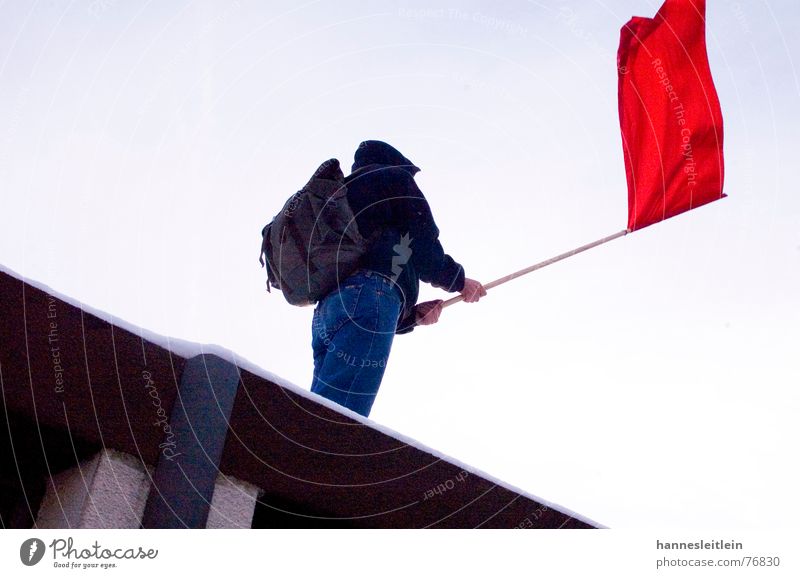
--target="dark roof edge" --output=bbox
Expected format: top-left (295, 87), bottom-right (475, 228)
top-left (1, 263), bottom-right (605, 528)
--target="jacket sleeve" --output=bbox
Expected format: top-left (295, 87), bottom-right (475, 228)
top-left (395, 306), bottom-right (418, 335)
top-left (395, 170), bottom-right (466, 293)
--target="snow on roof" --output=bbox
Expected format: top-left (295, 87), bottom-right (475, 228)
top-left (0, 262), bottom-right (603, 528)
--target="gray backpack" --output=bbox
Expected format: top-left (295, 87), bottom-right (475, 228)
top-left (259, 159), bottom-right (368, 306)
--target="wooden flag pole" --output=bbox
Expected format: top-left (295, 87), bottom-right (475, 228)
top-left (441, 229), bottom-right (630, 309)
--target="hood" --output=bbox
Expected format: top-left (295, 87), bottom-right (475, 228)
top-left (351, 140), bottom-right (420, 175)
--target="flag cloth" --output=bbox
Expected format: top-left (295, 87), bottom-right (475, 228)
top-left (617, 0), bottom-right (724, 231)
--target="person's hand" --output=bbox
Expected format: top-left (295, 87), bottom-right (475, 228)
top-left (415, 300), bottom-right (443, 326)
top-left (460, 278), bottom-right (487, 303)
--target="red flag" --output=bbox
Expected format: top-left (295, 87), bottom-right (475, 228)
top-left (618, 0), bottom-right (724, 231)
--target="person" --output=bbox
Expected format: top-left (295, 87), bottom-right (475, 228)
top-left (310, 140), bottom-right (486, 417)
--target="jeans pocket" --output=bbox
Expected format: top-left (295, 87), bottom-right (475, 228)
top-left (344, 283), bottom-right (364, 319)
top-left (327, 283), bottom-right (364, 333)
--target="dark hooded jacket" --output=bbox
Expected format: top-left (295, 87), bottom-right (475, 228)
top-left (344, 140), bottom-right (465, 333)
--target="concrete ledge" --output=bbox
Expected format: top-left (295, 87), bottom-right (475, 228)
top-left (35, 449), bottom-right (263, 529)
top-left (206, 475), bottom-right (262, 529)
top-left (36, 449), bottom-right (152, 529)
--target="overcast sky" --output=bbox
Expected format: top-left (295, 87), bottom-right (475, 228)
top-left (2, 0), bottom-right (798, 529)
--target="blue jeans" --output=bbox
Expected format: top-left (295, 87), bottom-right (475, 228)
top-left (310, 269), bottom-right (403, 417)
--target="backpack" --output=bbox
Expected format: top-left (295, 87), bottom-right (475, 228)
top-left (259, 158), bottom-right (369, 306)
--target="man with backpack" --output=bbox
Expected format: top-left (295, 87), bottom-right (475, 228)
top-left (307, 140), bottom-right (486, 417)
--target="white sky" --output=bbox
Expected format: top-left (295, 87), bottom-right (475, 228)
top-left (1, 0), bottom-right (798, 529)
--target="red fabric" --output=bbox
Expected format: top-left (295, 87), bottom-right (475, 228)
top-left (617, 0), bottom-right (724, 231)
